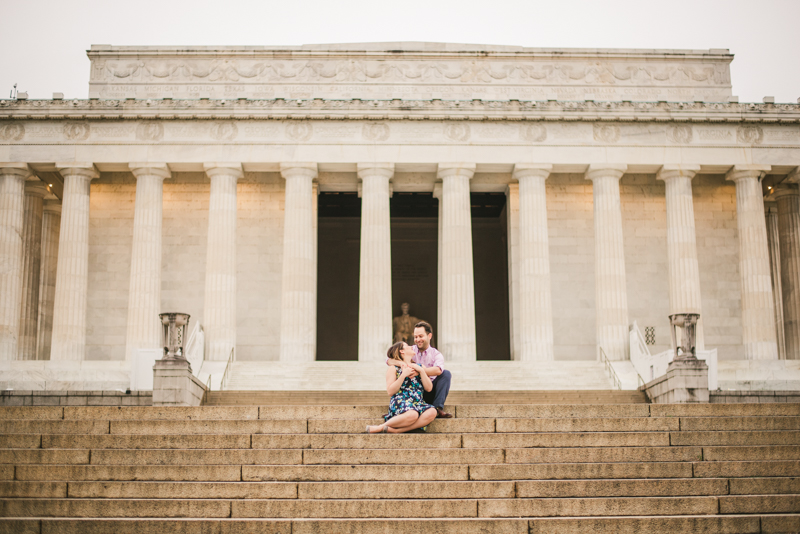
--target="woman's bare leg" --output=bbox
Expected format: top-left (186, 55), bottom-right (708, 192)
top-left (368, 410), bottom-right (417, 433)
top-left (387, 408), bottom-right (437, 434)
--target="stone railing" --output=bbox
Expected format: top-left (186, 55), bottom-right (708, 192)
top-left (184, 322), bottom-right (204, 378)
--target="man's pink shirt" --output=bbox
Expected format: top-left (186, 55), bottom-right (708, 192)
top-left (412, 345), bottom-right (445, 381)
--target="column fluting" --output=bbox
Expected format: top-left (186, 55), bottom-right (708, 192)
top-left (36, 200), bottom-right (61, 360)
top-left (586, 164), bottom-right (629, 361)
top-left (279, 163), bottom-right (317, 362)
top-left (50, 164), bottom-right (99, 361)
top-left (766, 202), bottom-right (787, 359)
top-left (0, 164), bottom-right (31, 360)
top-left (202, 163), bottom-right (243, 362)
top-left (438, 163), bottom-right (477, 362)
top-left (357, 163), bottom-right (394, 361)
top-left (513, 164), bottom-right (554, 361)
top-left (726, 165), bottom-right (778, 360)
top-left (776, 186), bottom-right (800, 359)
top-left (18, 181), bottom-right (48, 360)
top-left (433, 183), bottom-right (444, 337)
top-left (125, 164), bottom-right (170, 362)
top-left (505, 183), bottom-right (520, 360)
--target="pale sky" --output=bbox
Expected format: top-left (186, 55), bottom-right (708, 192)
top-left (2, 0), bottom-right (798, 102)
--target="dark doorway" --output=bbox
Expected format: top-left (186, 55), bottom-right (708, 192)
top-left (472, 192), bottom-right (511, 360)
top-left (316, 192), bottom-right (360, 361)
top-left (391, 193), bottom-right (438, 348)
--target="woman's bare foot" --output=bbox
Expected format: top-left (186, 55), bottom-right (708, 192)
top-left (366, 424), bottom-right (387, 434)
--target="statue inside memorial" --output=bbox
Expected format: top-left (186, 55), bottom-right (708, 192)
top-left (393, 303), bottom-right (425, 345)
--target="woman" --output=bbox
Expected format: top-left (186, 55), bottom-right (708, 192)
top-left (366, 342), bottom-right (437, 434)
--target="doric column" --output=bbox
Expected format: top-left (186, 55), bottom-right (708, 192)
top-left (202, 163), bottom-right (243, 362)
top-left (357, 163), bottom-right (394, 361)
top-left (657, 165), bottom-right (705, 350)
top-left (765, 202), bottom-right (786, 359)
top-left (438, 163), bottom-right (477, 362)
top-left (279, 163), bottom-right (317, 362)
top-left (37, 200), bottom-right (61, 360)
top-left (125, 164), bottom-right (170, 362)
top-left (0, 164), bottom-right (31, 360)
top-left (726, 165), bottom-right (778, 360)
top-left (775, 186), bottom-right (800, 359)
top-left (433, 183), bottom-right (444, 337)
top-left (513, 164), bottom-right (554, 361)
top-left (586, 164), bottom-right (629, 361)
top-left (505, 183), bottom-right (520, 360)
top-left (50, 164), bottom-right (99, 361)
top-left (18, 180), bottom-right (48, 360)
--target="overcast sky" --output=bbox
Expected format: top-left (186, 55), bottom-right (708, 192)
top-left (2, 0), bottom-right (798, 102)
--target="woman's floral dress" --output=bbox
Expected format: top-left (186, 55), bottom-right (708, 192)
top-left (384, 367), bottom-right (434, 421)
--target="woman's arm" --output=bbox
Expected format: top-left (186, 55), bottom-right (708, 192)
top-left (386, 365), bottom-right (408, 396)
top-left (412, 363), bottom-right (433, 392)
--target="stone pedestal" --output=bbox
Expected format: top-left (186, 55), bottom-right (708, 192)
top-left (357, 163), bottom-right (394, 361)
top-left (586, 164), bottom-right (629, 361)
top-left (643, 359), bottom-right (710, 403)
top-left (513, 164), bottom-right (554, 361)
top-left (202, 163), bottom-right (243, 361)
top-left (776, 186), bottom-right (800, 360)
top-left (50, 164), bottom-right (99, 362)
top-left (0, 164), bottom-right (32, 361)
top-left (152, 359), bottom-right (206, 406)
top-left (125, 164), bottom-right (170, 362)
top-left (279, 163), bottom-right (318, 362)
top-left (37, 200), bottom-right (61, 360)
top-left (726, 165), bottom-right (778, 360)
top-left (438, 163), bottom-right (477, 362)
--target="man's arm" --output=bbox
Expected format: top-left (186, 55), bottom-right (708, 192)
top-left (422, 366), bottom-right (442, 377)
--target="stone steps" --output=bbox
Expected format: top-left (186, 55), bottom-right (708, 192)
top-left (1, 402), bottom-right (799, 531)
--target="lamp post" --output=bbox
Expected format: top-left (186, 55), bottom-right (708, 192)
top-left (668, 313), bottom-right (700, 362)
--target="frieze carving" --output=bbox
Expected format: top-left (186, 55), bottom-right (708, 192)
top-left (667, 125), bottom-right (693, 143)
top-left (63, 122), bottom-right (91, 141)
top-left (0, 123), bottom-right (24, 141)
top-left (593, 124), bottom-right (620, 143)
top-left (522, 123), bottom-right (547, 142)
top-left (136, 122), bottom-right (164, 141)
top-left (737, 125), bottom-right (763, 145)
top-left (91, 59), bottom-right (730, 87)
top-left (285, 122), bottom-right (313, 141)
top-left (362, 122), bottom-right (390, 141)
top-left (210, 121), bottom-right (238, 141)
top-left (444, 123), bottom-right (470, 142)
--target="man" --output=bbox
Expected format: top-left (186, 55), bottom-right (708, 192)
top-left (387, 321), bottom-right (453, 418)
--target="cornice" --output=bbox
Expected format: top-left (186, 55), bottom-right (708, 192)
top-left (0, 99), bottom-right (798, 123)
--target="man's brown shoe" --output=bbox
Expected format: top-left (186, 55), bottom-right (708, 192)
top-left (436, 408), bottom-right (453, 419)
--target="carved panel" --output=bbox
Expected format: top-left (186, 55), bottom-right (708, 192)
top-left (210, 121), bottom-right (238, 141)
top-left (285, 122), bottom-right (313, 141)
top-left (521, 123), bottom-right (547, 142)
top-left (444, 123), bottom-right (470, 142)
top-left (63, 122), bottom-right (90, 141)
top-left (737, 125), bottom-right (763, 145)
top-left (136, 122), bottom-right (164, 142)
top-left (0, 123), bottom-right (25, 141)
top-left (667, 125), bottom-right (693, 143)
top-left (362, 122), bottom-right (390, 141)
top-left (593, 124), bottom-right (620, 143)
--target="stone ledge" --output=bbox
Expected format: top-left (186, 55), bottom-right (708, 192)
top-left (0, 390), bottom-right (152, 407)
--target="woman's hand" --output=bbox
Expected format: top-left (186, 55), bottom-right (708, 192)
top-left (400, 365), bottom-right (415, 378)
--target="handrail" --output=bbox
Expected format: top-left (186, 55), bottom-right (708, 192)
top-left (201, 374), bottom-right (212, 405)
top-left (599, 347), bottom-right (621, 390)
top-left (221, 347), bottom-right (235, 391)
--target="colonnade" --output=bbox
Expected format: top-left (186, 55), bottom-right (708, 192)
top-left (0, 162), bottom-right (790, 363)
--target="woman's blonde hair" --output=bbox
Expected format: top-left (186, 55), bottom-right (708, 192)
top-left (387, 342), bottom-right (404, 361)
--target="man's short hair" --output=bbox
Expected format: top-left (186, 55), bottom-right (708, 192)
top-left (414, 321), bottom-right (432, 335)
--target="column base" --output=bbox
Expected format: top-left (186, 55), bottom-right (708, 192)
top-left (152, 359), bottom-right (206, 406)
top-left (642, 359), bottom-right (709, 404)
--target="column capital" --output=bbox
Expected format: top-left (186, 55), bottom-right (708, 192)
top-left (130, 163), bottom-right (171, 180)
top-left (657, 164), bottom-right (701, 182)
top-left (43, 199), bottom-right (62, 215)
top-left (772, 184), bottom-right (800, 201)
top-left (203, 163), bottom-right (243, 181)
top-left (24, 181), bottom-right (48, 198)
top-left (513, 164), bottom-right (552, 181)
top-left (357, 163), bottom-right (394, 180)
top-left (56, 163), bottom-right (99, 180)
top-left (280, 163), bottom-right (318, 180)
top-left (726, 164), bottom-right (771, 183)
top-left (585, 164), bottom-right (627, 182)
top-left (0, 163), bottom-right (33, 178)
top-left (437, 163), bottom-right (476, 180)
top-left (784, 166), bottom-right (800, 184)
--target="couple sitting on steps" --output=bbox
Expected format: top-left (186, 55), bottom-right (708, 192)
top-left (366, 321), bottom-right (453, 434)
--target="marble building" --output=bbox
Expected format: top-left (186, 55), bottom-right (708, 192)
top-left (0, 43), bottom-right (799, 391)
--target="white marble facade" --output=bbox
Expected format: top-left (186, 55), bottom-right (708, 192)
top-left (0, 43), bottom-right (799, 383)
